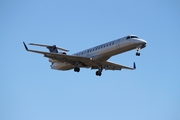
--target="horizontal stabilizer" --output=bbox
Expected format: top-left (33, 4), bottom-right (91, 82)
top-left (23, 42), bottom-right (29, 51)
top-left (29, 43), bottom-right (69, 52)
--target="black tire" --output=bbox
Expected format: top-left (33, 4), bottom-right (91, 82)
top-left (96, 71), bottom-right (102, 76)
top-left (136, 52), bottom-right (140, 56)
top-left (96, 71), bottom-right (99, 76)
top-left (74, 67), bottom-right (80, 72)
top-left (99, 72), bottom-right (102, 76)
top-left (77, 67), bottom-right (80, 72)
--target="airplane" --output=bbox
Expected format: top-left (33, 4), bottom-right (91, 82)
top-left (23, 35), bottom-right (147, 76)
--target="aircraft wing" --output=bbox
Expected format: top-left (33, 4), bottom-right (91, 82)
top-left (91, 61), bottom-right (136, 70)
top-left (23, 42), bottom-right (91, 63)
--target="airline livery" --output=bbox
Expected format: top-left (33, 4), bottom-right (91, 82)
top-left (23, 35), bottom-right (147, 76)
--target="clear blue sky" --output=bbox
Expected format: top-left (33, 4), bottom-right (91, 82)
top-left (0, 0), bottom-right (180, 120)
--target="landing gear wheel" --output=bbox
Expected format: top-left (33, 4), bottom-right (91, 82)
top-left (136, 52), bottom-right (140, 56)
top-left (77, 67), bottom-right (80, 72)
top-left (96, 71), bottom-right (102, 76)
top-left (74, 67), bottom-right (80, 72)
top-left (98, 72), bottom-right (102, 76)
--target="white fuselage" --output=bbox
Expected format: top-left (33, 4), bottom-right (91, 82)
top-left (51, 35), bottom-right (147, 70)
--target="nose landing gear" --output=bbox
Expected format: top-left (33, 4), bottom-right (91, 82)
top-left (136, 52), bottom-right (140, 56)
top-left (136, 47), bottom-right (141, 56)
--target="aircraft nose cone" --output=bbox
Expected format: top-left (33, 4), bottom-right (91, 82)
top-left (139, 39), bottom-right (147, 44)
top-left (143, 40), bottom-right (147, 44)
top-left (136, 39), bottom-right (147, 46)
top-left (139, 39), bottom-right (147, 48)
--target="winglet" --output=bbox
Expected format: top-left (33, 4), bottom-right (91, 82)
top-left (133, 62), bottom-right (136, 69)
top-left (23, 42), bottom-right (29, 51)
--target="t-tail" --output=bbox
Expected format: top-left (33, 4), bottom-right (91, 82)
top-left (28, 43), bottom-right (69, 53)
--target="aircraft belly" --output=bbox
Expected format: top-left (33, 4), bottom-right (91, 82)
top-left (53, 62), bottom-right (73, 70)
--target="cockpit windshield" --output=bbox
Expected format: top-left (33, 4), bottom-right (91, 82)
top-left (126, 35), bottom-right (138, 39)
top-left (131, 36), bottom-right (138, 38)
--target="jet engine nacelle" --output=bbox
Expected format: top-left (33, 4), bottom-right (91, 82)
top-left (61, 52), bottom-right (66, 55)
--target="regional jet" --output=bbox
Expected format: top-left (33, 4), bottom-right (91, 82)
top-left (23, 35), bottom-right (147, 76)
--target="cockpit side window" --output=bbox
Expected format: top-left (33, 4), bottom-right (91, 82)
top-left (126, 36), bottom-right (131, 39)
top-left (130, 36), bottom-right (138, 38)
top-left (126, 35), bottom-right (138, 40)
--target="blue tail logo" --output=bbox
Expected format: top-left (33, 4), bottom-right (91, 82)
top-left (47, 45), bottom-right (58, 53)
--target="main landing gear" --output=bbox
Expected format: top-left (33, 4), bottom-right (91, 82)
top-left (74, 62), bottom-right (81, 72)
top-left (74, 67), bottom-right (80, 72)
top-left (95, 65), bottom-right (103, 76)
top-left (96, 71), bottom-right (102, 76)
